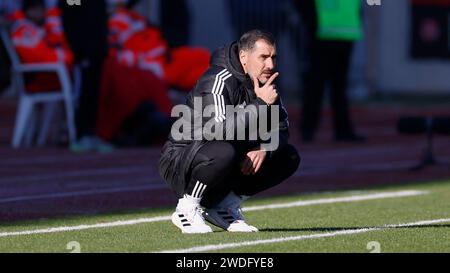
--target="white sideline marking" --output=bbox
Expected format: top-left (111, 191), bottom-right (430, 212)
top-left (158, 218), bottom-right (450, 253)
top-left (0, 190), bottom-right (428, 238)
top-left (0, 216), bottom-right (172, 238)
top-left (243, 190), bottom-right (427, 212)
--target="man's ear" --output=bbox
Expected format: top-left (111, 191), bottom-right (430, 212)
top-left (239, 50), bottom-right (248, 72)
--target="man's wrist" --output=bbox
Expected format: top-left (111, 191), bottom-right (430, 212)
top-left (255, 97), bottom-right (270, 106)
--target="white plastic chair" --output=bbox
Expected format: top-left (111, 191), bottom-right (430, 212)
top-left (1, 27), bottom-right (76, 148)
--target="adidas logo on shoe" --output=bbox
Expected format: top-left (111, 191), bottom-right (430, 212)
top-left (171, 211), bottom-right (213, 234)
top-left (203, 192), bottom-right (258, 233)
top-left (171, 195), bottom-right (213, 234)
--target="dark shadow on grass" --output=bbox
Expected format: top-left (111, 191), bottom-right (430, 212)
top-left (260, 225), bottom-right (450, 233)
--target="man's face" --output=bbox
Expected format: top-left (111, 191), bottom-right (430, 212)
top-left (26, 5), bottom-right (46, 26)
top-left (240, 40), bottom-right (277, 85)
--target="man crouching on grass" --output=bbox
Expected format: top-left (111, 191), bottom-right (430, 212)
top-left (159, 30), bottom-right (300, 233)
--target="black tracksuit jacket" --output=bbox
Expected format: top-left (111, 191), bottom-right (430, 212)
top-left (159, 41), bottom-right (290, 196)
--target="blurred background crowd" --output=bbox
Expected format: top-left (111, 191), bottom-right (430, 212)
top-left (0, 0), bottom-right (449, 152)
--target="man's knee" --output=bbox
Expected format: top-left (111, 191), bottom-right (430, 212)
top-left (276, 144), bottom-right (301, 175)
top-left (194, 141), bottom-right (237, 171)
top-left (211, 141), bottom-right (237, 166)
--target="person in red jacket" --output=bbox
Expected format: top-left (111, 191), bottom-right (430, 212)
top-left (44, 6), bottom-right (67, 48)
top-left (108, 4), bottom-right (167, 78)
top-left (11, 0), bottom-right (73, 93)
top-left (96, 56), bottom-right (173, 146)
top-left (108, 0), bottom-right (210, 92)
top-left (94, 0), bottom-right (174, 146)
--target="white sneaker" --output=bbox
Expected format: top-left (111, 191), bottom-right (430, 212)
top-left (204, 192), bottom-right (258, 233)
top-left (171, 195), bottom-right (213, 234)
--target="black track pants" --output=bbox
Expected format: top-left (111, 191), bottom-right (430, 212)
top-left (183, 141), bottom-right (301, 208)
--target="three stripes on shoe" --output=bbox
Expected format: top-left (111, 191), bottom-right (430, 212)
top-left (177, 211), bottom-right (234, 227)
top-left (191, 181), bottom-right (207, 198)
top-left (178, 214), bottom-right (191, 227)
top-left (177, 181), bottom-right (207, 227)
top-left (217, 210), bottom-right (235, 224)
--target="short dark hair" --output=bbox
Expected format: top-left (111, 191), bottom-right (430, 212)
top-left (238, 29), bottom-right (276, 52)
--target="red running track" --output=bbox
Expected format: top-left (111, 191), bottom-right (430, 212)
top-left (0, 98), bottom-right (449, 222)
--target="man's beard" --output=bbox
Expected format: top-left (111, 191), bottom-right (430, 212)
top-left (259, 71), bottom-right (274, 84)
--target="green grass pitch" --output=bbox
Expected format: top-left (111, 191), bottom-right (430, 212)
top-left (0, 180), bottom-right (449, 253)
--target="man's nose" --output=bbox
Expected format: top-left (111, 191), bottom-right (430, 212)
top-left (266, 58), bottom-right (275, 70)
